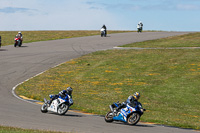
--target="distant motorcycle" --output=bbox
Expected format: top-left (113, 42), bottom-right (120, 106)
top-left (100, 28), bottom-right (106, 37)
top-left (14, 35), bottom-right (22, 47)
top-left (137, 27), bottom-right (142, 33)
top-left (41, 94), bottom-right (73, 115)
top-left (137, 22), bottom-right (143, 33)
top-left (105, 101), bottom-right (145, 125)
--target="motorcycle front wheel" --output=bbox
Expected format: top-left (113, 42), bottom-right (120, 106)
top-left (57, 103), bottom-right (69, 115)
top-left (41, 103), bottom-right (48, 113)
top-left (104, 111), bottom-right (114, 122)
top-left (19, 41), bottom-right (22, 47)
top-left (127, 113), bottom-right (140, 125)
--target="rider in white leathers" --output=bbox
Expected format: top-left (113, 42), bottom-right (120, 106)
top-left (137, 21), bottom-right (143, 32)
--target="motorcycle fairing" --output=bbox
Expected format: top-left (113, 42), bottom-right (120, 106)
top-left (48, 98), bottom-right (60, 112)
top-left (113, 113), bottom-right (126, 122)
top-left (48, 94), bottom-right (73, 113)
top-left (113, 104), bottom-right (137, 123)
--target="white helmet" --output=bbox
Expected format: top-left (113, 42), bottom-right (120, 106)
top-left (18, 31), bottom-right (21, 34)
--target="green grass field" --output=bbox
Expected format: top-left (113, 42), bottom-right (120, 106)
top-left (15, 32), bottom-right (200, 130)
top-left (121, 32), bottom-right (200, 47)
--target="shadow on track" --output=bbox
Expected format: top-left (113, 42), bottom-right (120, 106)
top-left (64, 114), bottom-right (83, 117)
top-left (111, 121), bottom-right (154, 128)
top-left (17, 46), bottom-right (28, 48)
top-left (134, 124), bottom-right (155, 128)
top-left (0, 49), bottom-right (8, 51)
top-left (47, 112), bottom-right (83, 118)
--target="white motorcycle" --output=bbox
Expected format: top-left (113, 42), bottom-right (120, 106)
top-left (137, 22), bottom-right (143, 33)
top-left (41, 94), bottom-right (73, 115)
top-left (100, 28), bottom-right (106, 37)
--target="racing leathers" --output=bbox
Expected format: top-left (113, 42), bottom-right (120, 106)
top-left (48, 90), bottom-right (72, 105)
top-left (115, 96), bottom-right (139, 112)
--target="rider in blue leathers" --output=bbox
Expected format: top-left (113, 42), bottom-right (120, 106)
top-left (115, 92), bottom-right (141, 112)
top-left (48, 87), bottom-right (73, 104)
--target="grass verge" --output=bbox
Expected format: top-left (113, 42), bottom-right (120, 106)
top-left (0, 125), bottom-right (65, 133)
top-left (15, 32), bottom-right (200, 130)
top-left (0, 30), bottom-right (132, 46)
top-left (121, 32), bottom-right (200, 47)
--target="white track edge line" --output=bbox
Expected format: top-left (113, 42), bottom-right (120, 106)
top-left (11, 61), bottom-right (67, 106)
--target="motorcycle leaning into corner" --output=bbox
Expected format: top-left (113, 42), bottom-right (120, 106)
top-left (41, 94), bottom-right (73, 115)
top-left (105, 101), bottom-right (145, 125)
top-left (14, 35), bottom-right (22, 47)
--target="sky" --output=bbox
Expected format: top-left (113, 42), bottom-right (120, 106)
top-left (0, 0), bottom-right (200, 31)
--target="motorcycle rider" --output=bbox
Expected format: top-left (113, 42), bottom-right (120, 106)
top-left (115, 92), bottom-right (142, 112)
top-left (17, 31), bottom-right (23, 40)
top-left (48, 87), bottom-right (73, 105)
top-left (15, 31), bottom-right (23, 45)
top-left (137, 21), bottom-right (143, 32)
top-left (18, 31), bottom-right (23, 37)
top-left (137, 23), bottom-right (140, 32)
top-left (101, 24), bottom-right (107, 36)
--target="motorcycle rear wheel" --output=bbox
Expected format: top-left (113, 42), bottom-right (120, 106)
top-left (57, 103), bottom-right (69, 115)
top-left (104, 111), bottom-right (114, 122)
top-left (41, 103), bottom-right (48, 113)
top-left (127, 113), bottom-right (140, 125)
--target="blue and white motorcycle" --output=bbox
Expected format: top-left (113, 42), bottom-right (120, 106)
top-left (105, 102), bottom-right (145, 125)
top-left (41, 94), bottom-right (73, 115)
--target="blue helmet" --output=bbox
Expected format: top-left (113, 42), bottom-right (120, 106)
top-left (66, 87), bottom-right (73, 95)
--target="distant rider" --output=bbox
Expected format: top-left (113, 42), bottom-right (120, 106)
top-left (115, 92), bottom-right (143, 112)
top-left (137, 21), bottom-right (143, 32)
top-left (18, 31), bottom-right (23, 38)
top-left (15, 31), bottom-right (23, 45)
top-left (48, 87), bottom-right (73, 105)
top-left (137, 23), bottom-right (140, 31)
top-left (17, 31), bottom-right (23, 41)
top-left (101, 24), bottom-right (107, 36)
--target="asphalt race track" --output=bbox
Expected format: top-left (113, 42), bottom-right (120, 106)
top-left (0, 32), bottom-right (197, 133)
